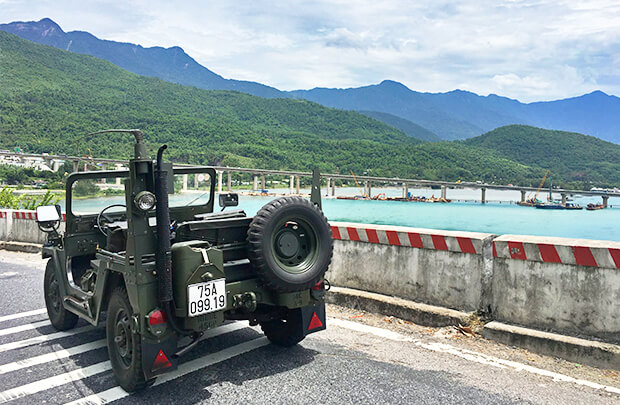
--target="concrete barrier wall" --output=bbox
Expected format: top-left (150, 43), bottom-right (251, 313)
top-left (0, 210), bottom-right (65, 244)
top-left (492, 235), bottom-right (620, 341)
top-left (329, 222), bottom-right (495, 312)
top-left (1, 211), bottom-right (619, 340)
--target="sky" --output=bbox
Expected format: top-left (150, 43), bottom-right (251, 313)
top-left (2, 0), bottom-right (620, 102)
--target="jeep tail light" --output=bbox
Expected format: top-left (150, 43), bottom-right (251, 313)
top-left (148, 309), bottom-right (167, 326)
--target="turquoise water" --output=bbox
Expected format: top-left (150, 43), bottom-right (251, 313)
top-left (60, 187), bottom-right (620, 242)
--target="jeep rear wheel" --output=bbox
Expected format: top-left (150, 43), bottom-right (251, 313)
top-left (44, 260), bottom-right (78, 331)
top-left (106, 287), bottom-right (152, 392)
top-left (260, 308), bottom-right (305, 347)
top-left (248, 197), bottom-right (333, 292)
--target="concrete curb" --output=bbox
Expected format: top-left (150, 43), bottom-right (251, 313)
top-left (326, 286), bottom-right (472, 327)
top-left (483, 321), bottom-right (620, 370)
top-left (0, 241), bottom-right (42, 253)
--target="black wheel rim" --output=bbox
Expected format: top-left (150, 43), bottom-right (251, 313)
top-left (270, 217), bottom-right (319, 274)
top-left (113, 308), bottom-right (133, 368)
top-left (48, 277), bottom-right (61, 315)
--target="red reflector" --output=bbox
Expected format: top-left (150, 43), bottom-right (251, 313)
top-left (307, 312), bottom-right (323, 330)
top-left (152, 350), bottom-right (172, 371)
top-left (312, 281), bottom-right (324, 291)
top-left (148, 310), bottom-right (167, 326)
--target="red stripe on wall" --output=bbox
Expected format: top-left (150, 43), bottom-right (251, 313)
top-left (492, 242), bottom-right (497, 257)
top-left (507, 241), bottom-right (527, 260)
top-left (366, 229), bottom-right (380, 244)
top-left (572, 246), bottom-right (598, 267)
top-left (431, 235), bottom-right (448, 251)
top-left (456, 237), bottom-right (476, 254)
top-left (330, 226), bottom-right (341, 240)
top-left (386, 230), bottom-right (400, 246)
top-left (407, 233), bottom-right (423, 248)
top-left (609, 248), bottom-right (620, 269)
top-left (538, 243), bottom-right (561, 263)
top-left (346, 227), bottom-right (361, 241)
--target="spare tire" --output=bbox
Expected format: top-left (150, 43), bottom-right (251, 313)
top-left (248, 196), bottom-right (332, 292)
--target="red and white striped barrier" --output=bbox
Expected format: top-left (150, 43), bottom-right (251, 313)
top-left (493, 235), bottom-right (620, 270)
top-left (329, 222), bottom-right (493, 255)
top-left (0, 210), bottom-right (67, 221)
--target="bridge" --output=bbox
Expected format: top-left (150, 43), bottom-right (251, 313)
top-left (1, 150), bottom-right (618, 205)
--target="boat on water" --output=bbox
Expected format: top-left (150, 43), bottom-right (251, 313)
top-left (533, 176), bottom-right (582, 210)
top-left (586, 203), bottom-right (605, 210)
top-left (517, 197), bottom-right (543, 207)
top-left (535, 202), bottom-right (583, 210)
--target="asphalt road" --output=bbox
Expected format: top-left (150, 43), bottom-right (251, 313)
top-left (0, 250), bottom-right (618, 404)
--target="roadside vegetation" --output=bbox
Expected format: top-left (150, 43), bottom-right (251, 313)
top-left (0, 186), bottom-right (60, 209)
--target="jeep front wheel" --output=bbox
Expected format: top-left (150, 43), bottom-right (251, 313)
top-left (44, 260), bottom-right (78, 331)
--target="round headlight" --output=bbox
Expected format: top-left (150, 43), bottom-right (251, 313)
top-left (134, 191), bottom-right (156, 211)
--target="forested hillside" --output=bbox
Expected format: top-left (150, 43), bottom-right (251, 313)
top-left (0, 31), bottom-right (616, 188)
top-left (464, 125), bottom-right (620, 187)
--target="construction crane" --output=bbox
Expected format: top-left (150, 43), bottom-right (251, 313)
top-left (532, 170), bottom-right (550, 200)
top-left (350, 170), bottom-right (367, 198)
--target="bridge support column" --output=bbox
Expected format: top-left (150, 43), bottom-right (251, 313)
top-left (481, 188), bottom-right (486, 204)
top-left (561, 193), bottom-right (567, 205)
top-left (296, 176), bottom-right (300, 194)
top-left (332, 180), bottom-right (336, 196)
top-left (327, 178), bottom-right (331, 196)
top-left (194, 173), bottom-right (199, 189)
top-left (182, 174), bottom-right (188, 192)
top-left (520, 190), bottom-right (527, 203)
top-left (72, 160), bottom-right (79, 173)
top-left (441, 185), bottom-right (447, 200)
top-left (217, 171), bottom-right (223, 193)
top-left (261, 174), bottom-right (266, 191)
top-left (253, 174), bottom-right (258, 192)
top-left (403, 183), bottom-right (408, 199)
top-left (603, 196), bottom-right (609, 208)
top-left (227, 171), bottom-right (232, 192)
top-left (366, 181), bottom-right (372, 198)
top-left (115, 164), bottom-right (124, 186)
top-left (289, 176), bottom-right (294, 194)
top-left (52, 160), bottom-right (61, 172)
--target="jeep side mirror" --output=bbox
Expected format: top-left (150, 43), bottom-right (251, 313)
top-left (36, 204), bottom-right (62, 232)
top-left (219, 193), bottom-right (239, 211)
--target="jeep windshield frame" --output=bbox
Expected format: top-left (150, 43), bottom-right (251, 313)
top-left (65, 166), bottom-right (216, 234)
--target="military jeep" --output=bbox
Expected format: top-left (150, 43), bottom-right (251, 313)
top-left (37, 130), bottom-right (332, 392)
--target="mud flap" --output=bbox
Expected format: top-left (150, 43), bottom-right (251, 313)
top-left (301, 302), bottom-right (326, 336)
top-left (141, 336), bottom-right (179, 380)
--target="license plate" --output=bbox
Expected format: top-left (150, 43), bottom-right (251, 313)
top-left (187, 279), bottom-right (227, 317)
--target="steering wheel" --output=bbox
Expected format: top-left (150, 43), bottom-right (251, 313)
top-left (96, 204), bottom-right (127, 236)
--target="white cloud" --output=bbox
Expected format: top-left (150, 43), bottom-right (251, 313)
top-left (2, 0), bottom-right (620, 101)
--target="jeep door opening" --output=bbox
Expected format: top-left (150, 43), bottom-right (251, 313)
top-left (37, 130), bottom-right (332, 392)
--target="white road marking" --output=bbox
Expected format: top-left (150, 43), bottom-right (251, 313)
top-left (65, 337), bottom-right (269, 405)
top-left (0, 339), bottom-right (106, 375)
top-left (0, 322), bottom-right (251, 403)
top-left (0, 360), bottom-right (112, 403)
top-left (329, 318), bottom-right (620, 396)
top-left (0, 309), bottom-right (46, 324)
top-left (0, 324), bottom-right (101, 353)
top-left (0, 320), bottom-right (49, 337)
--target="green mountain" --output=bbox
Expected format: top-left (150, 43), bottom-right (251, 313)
top-left (0, 31), bottom-right (615, 188)
top-left (0, 30), bottom-right (421, 175)
top-left (359, 111), bottom-right (440, 142)
top-left (464, 125), bottom-right (620, 188)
